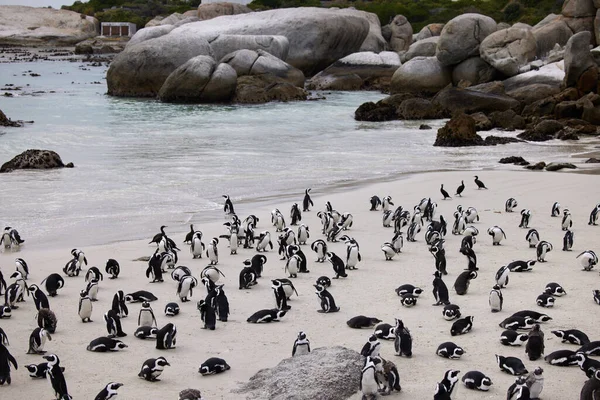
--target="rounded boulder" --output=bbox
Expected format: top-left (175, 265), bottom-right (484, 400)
top-left (436, 13), bottom-right (498, 66)
top-left (391, 56), bottom-right (452, 95)
top-left (480, 27), bottom-right (537, 77)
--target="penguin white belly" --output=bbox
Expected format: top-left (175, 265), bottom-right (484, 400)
top-left (208, 248), bottom-right (218, 262)
top-left (139, 311), bottom-right (154, 327)
top-left (79, 300), bottom-right (92, 319)
top-left (490, 294), bottom-right (502, 312)
top-left (298, 232), bottom-right (308, 244)
top-left (179, 281), bottom-right (191, 299)
top-left (191, 238), bottom-right (203, 257)
top-left (295, 344), bottom-right (309, 356)
top-left (206, 270), bottom-right (220, 283)
top-left (361, 371), bottom-right (378, 395)
top-left (229, 235), bottom-right (238, 253)
top-left (347, 250), bottom-right (359, 268)
top-left (88, 285), bottom-right (99, 300)
top-left (2, 233), bottom-right (10, 247)
top-left (286, 259), bottom-right (298, 276)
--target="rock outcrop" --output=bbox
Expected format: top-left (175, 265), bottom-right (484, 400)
top-left (1, 149), bottom-right (71, 173)
top-left (531, 15), bottom-right (573, 57)
top-left (479, 27), bottom-right (537, 76)
top-left (403, 37), bottom-right (438, 62)
top-left (434, 113), bottom-right (484, 146)
top-left (432, 86), bottom-right (521, 114)
top-left (0, 6), bottom-right (97, 46)
top-left (415, 23), bottom-right (445, 41)
top-left (563, 31), bottom-right (597, 94)
top-left (0, 109), bottom-right (23, 127)
top-left (388, 15), bottom-right (413, 52)
top-left (233, 74), bottom-right (307, 104)
top-left (390, 56), bottom-right (452, 94)
top-left (435, 13), bottom-right (497, 66)
top-left (451, 57), bottom-right (496, 86)
top-left (233, 346), bottom-right (362, 400)
top-left (222, 49), bottom-right (305, 87)
top-left (197, 2), bottom-right (252, 20)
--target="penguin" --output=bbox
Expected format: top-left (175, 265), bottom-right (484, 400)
top-left (393, 319), bottom-right (412, 357)
top-left (238, 267), bottom-right (257, 290)
top-left (489, 285), bottom-right (503, 313)
top-left (462, 225), bottom-right (479, 236)
top-left (460, 246), bottom-right (477, 271)
top-left (284, 254), bottom-right (300, 278)
top-left (255, 231), bottom-right (273, 252)
top-left (526, 324), bottom-right (545, 361)
top-left (0, 305), bottom-right (9, 319)
top-left (170, 266), bottom-right (192, 282)
top-left (519, 209), bottom-right (531, 228)
top-left (496, 354), bottom-right (529, 375)
top-left (374, 323), bottom-right (395, 340)
top-left (156, 323), bottom-right (177, 349)
top-left (536, 293), bottom-right (555, 308)
top-left (149, 225), bottom-right (168, 247)
top-left (86, 337), bottom-right (128, 352)
top-left (146, 250), bottom-right (164, 283)
top-left (400, 294), bottom-right (418, 307)
top-left (290, 203), bottom-right (301, 226)
top-left (28, 284), bottom-right (50, 310)
top-left (164, 302), bottom-right (180, 317)
top-left (338, 213), bottom-right (353, 231)
top-left (499, 316), bottom-right (536, 330)
top-left (536, 241), bottom-right (553, 262)
top-left (37, 308), bottom-right (57, 333)
top-left (0, 270), bottom-right (5, 297)
top-left (451, 316), bottom-right (474, 336)
top-left (455, 180), bottom-right (465, 196)
top-left (303, 189), bottom-right (314, 212)
top-left (525, 229), bottom-right (540, 249)
top-left (111, 290), bottom-right (128, 318)
top-left (104, 309), bottom-right (127, 337)
top-left (25, 362), bottom-right (61, 379)
top-left (27, 327), bottom-right (52, 354)
top-left (14, 258), bottom-right (29, 280)
top-left (433, 382), bottom-right (451, 400)
top-left (436, 342), bottom-right (465, 359)
top-left (44, 354), bottom-right (70, 398)
top-left (454, 270), bottom-right (477, 295)
top-left (316, 276), bottom-right (331, 288)
top-left (580, 369), bottom-right (600, 400)
top-left (576, 353), bottom-right (600, 378)
top-left (78, 290), bottom-right (93, 322)
top-left (222, 195), bottom-right (234, 214)
top-left (381, 242), bottom-right (397, 261)
top-left (544, 349), bottom-right (579, 366)
top-left (430, 245), bottom-right (447, 275)
top-left (0, 328), bottom-right (7, 346)
top-left (501, 330), bottom-right (529, 346)
top-left (506, 198), bottom-right (518, 212)
top-left (511, 310), bottom-right (552, 323)
top-left (297, 224), bottom-right (310, 245)
top-left (551, 201), bottom-right (561, 217)
top-left (272, 280), bottom-right (291, 311)
top-left (1, 227), bottom-right (24, 249)
top-left (369, 195), bottom-right (382, 211)
top-left (245, 255), bottom-right (267, 278)
top-left (247, 308), bottom-right (286, 323)
top-left (360, 356), bottom-right (381, 400)
top-left (190, 232), bottom-right (205, 259)
top-left (406, 221), bottom-right (421, 242)
top-left (592, 290), bottom-right (600, 305)
top-left (211, 284), bottom-right (230, 322)
top-left (462, 371), bottom-right (493, 391)
top-left (326, 252), bottom-right (347, 279)
top-left (292, 331), bottom-right (310, 356)
top-left (206, 238), bottom-right (219, 265)
top-left (314, 284), bottom-right (340, 313)
top-left (577, 341), bottom-right (600, 356)
top-left (589, 203), bottom-right (600, 225)
top-left (343, 238), bottom-right (361, 270)
top-left (561, 208), bottom-right (572, 231)
top-left (577, 250), bottom-right (598, 271)
top-left (562, 230), bottom-right (574, 251)
top-left (86, 278), bottom-right (99, 301)
top-left (177, 275), bottom-right (198, 302)
top-left (443, 304), bottom-right (461, 321)
top-left (199, 357), bottom-right (230, 375)
top-left (432, 271), bottom-right (450, 306)
top-left (0, 343), bottom-right (16, 385)
top-left (310, 239), bottom-right (327, 262)
top-left (526, 367), bottom-right (544, 399)
top-left (347, 316), bottom-right (382, 329)
top-left (134, 326), bottom-right (158, 340)
top-left (551, 329), bottom-right (590, 346)
top-left (197, 299), bottom-right (216, 330)
top-left (395, 284), bottom-right (423, 297)
top-left (488, 225), bottom-right (506, 245)
top-left (41, 273), bottom-right (64, 298)
top-left (138, 357), bottom-right (170, 381)
top-left (507, 376), bottom-right (531, 400)
top-left (105, 259), bottom-right (120, 279)
top-left (440, 184), bottom-right (451, 200)
top-left (360, 334), bottom-right (381, 358)
top-left (200, 266), bottom-right (225, 285)
top-left (138, 301), bottom-right (157, 327)
top-left (381, 195), bottom-right (394, 212)
top-left (375, 358), bottom-right (402, 395)
top-left (545, 282), bottom-right (566, 296)
top-left (508, 259), bottom-right (536, 272)
top-left (94, 382), bottom-right (123, 400)
top-left (85, 266), bottom-right (103, 283)
top-left (439, 369), bottom-right (461, 396)
top-left (382, 210), bottom-right (394, 228)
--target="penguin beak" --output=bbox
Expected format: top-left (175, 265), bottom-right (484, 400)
top-left (115, 383), bottom-right (124, 388)
top-left (165, 361), bottom-right (171, 366)
top-left (42, 355), bottom-right (51, 361)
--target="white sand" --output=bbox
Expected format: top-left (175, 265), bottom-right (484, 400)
top-left (1, 170), bottom-right (599, 400)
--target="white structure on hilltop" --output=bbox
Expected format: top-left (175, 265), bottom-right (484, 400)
top-left (101, 22), bottom-right (137, 37)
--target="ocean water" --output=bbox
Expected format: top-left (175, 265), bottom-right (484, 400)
top-left (0, 60), bottom-right (592, 248)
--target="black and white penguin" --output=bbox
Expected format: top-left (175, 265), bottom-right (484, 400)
top-left (44, 354), bottom-right (71, 398)
top-left (177, 275), bottom-right (198, 302)
top-left (526, 367), bottom-right (544, 399)
top-left (290, 203), bottom-right (302, 226)
top-left (375, 358), bottom-right (401, 395)
top-left (199, 357), bottom-right (230, 375)
top-left (190, 231), bottom-right (205, 259)
top-left (94, 382), bottom-right (123, 400)
top-left (1, 227), bottom-right (24, 250)
top-left (575, 353), bottom-right (600, 378)
top-left (544, 349), bottom-right (579, 366)
top-left (580, 369), bottom-right (600, 400)
top-left (222, 195), bottom-right (235, 215)
top-left (369, 195), bottom-right (382, 211)
top-left (0, 270), bottom-right (5, 297)
top-left (197, 300), bottom-right (216, 330)
top-left (86, 278), bottom-right (99, 301)
top-left (381, 195), bottom-right (394, 212)
top-left (440, 184), bottom-right (451, 200)
top-left (462, 371), bottom-right (493, 391)
top-left (496, 354), bottom-right (528, 375)
top-left (511, 310), bottom-right (552, 323)
top-left (489, 285), bottom-right (503, 313)
top-left (105, 259), bottom-right (120, 279)
top-left (545, 282), bottom-right (566, 296)
top-left (25, 362), bottom-right (60, 379)
top-left (499, 316), bottom-right (536, 330)
top-left (314, 284), bottom-right (340, 313)
top-left (439, 369), bottom-right (461, 397)
top-left (111, 290), bottom-right (128, 318)
top-left (393, 319), bottom-right (412, 357)
top-left (326, 252), bottom-right (347, 279)
top-left (525, 228), bottom-right (540, 249)
top-left (536, 241), bottom-right (553, 262)
top-left (72, 248), bottom-right (88, 269)
top-left (360, 356), bottom-right (381, 399)
top-left (395, 284), bottom-right (423, 297)
top-left (436, 342), bottom-right (465, 359)
top-left (85, 266), bottom-right (103, 283)
top-left (561, 208), bottom-right (572, 231)
top-left (246, 255), bottom-right (267, 278)
top-left (27, 327), bottom-right (52, 354)
top-left (536, 293), bottom-right (555, 308)
top-left (451, 316), bottom-right (474, 336)
top-left (430, 245), bottom-right (447, 275)
top-left (578, 250), bottom-right (598, 271)
top-left (443, 304), bottom-right (461, 321)
top-left (487, 226), bottom-right (506, 245)
top-left (200, 266), bottom-right (225, 285)
top-left (14, 258), bottom-right (29, 280)
top-left (432, 271), bottom-right (450, 306)
top-left (86, 337), bottom-right (128, 352)
top-left (501, 330), bottom-right (529, 346)
top-left (551, 329), bottom-right (590, 346)
top-left (589, 203), bottom-right (600, 225)
top-left (508, 259), bottom-right (536, 272)
top-left (381, 241), bottom-right (397, 261)
top-left (28, 284), bottom-right (50, 311)
top-left (406, 221), bottom-right (421, 242)
top-left (209, 285), bottom-right (229, 322)
top-left (507, 376), bottom-right (531, 400)
top-left (316, 276), bottom-right (331, 288)
top-left (104, 309), bottom-right (127, 337)
top-left (297, 224), bottom-right (311, 248)
top-left (549, 201), bottom-right (560, 217)
top-left (78, 290), bottom-right (93, 322)
top-left (454, 270), bottom-right (477, 295)
top-left (41, 273), bottom-right (64, 297)
top-left (156, 323), bottom-right (177, 350)
top-left (455, 180), bottom-right (465, 197)
top-left (374, 323), bottom-right (395, 340)
top-left (146, 250), bottom-right (164, 283)
top-left (284, 254), bottom-right (300, 278)
top-left (310, 239), bottom-right (327, 262)
top-left (382, 210), bottom-right (394, 228)
top-left (303, 189), bottom-right (314, 212)
top-left (347, 316), bottom-right (382, 329)
top-left (138, 356), bottom-right (170, 381)
top-left (247, 308), bottom-right (286, 323)
top-left (164, 302), bottom-right (180, 317)
top-left (526, 324), bottom-right (545, 361)
top-left (292, 331), bottom-right (310, 356)
top-left (577, 341), bottom-right (600, 356)
top-left (138, 302), bottom-right (157, 327)
top-left (0, 343), bottom-right (17, 385)
top-left (593, 290), bottom-right (600, 305)
top-left (206, 238), bottom-right (219, 265)
top-left (134, 326), bottom-right (158, 340)
top-left (341, 237), bottom-right (361, 270)
top-left (0, 307), bottom-right (8, 321)
top-left (562, 230), bottom-right (574, 251)
top-left (400, 294), bottom-right (418, 307)
top-left (272, 280), bottom-right (291, 311)
top-left (170, 266), bottom-right (192, 282)
top-left (495, 265), bottom-right (510, 288)
top-left (519, 209), bottom-right (531, 228)
top-left (238, 267), bottom-right (257, 290)
top-left (360, 334), bottom-right (381, 358)
top-left (0, 328), bottom-right (7, 346)
top-left (506, 198), bottom-right (518, 212)
top-left (37, 308), bottom-right (57, 333)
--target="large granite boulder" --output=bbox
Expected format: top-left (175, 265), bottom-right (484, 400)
top-left (436, 13), bottom-right (497, 66)
top-left (562, 0), bottom-right (596, 18)
top-left (127, 25), bottom-right (175, 47)
top-left (208, 35), bottom-right (289, 63)
top-left (197, 2), bottom-right (252, 20)
top-left (233, 346), bottom-right (362, 400)
top-left (532, 16), bottom-right (573, 57)
top-left (221, 49), bottom-right (305, 87)
top-left (563, 16), bottom-right (595, 36)
top-left (1, 149), bottom-right (71, 173)
top-left (390, 56), bottom-right (452, 94)
top-left (595, 10), bottom-right (600, 45)
top-left (338, 8), bottom-right (386, 53)
top-left (388, 14), bottom-right (413, 52)
top-left (0, 6), bottom-right (97, 45)
top-left (451, 57), bottom-right (497, 86)
top-left (432, 86), bottom-right (521, 114)
top-left (416, 23), bottom-right (445, 41)
top-left (506, 83), bottom-right (561, 104)
top-left (502, 61), bottom-right (565, 93)
top-left (434, 113), bottom-right (484, 146)
top-left (563, 31), bottom-right (597, 92)
top-left (158, 56), bottom-right (237, 103)
top-left (397, 98), bottom-right (447, 119)
top-left (479, 27), bottom-right (537, 76)
top-left (403, 37), bottom-right (439, 62)
top-left (233, 74), bottom-right (307, 104)
top-left (146, 12), bottom-right (188, 27)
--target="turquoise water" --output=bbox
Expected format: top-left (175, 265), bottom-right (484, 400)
top-left (0, 60), bottom-right (589, 248)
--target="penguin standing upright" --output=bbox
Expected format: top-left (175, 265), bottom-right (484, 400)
top-left (44, 354), bottom-right (70, 399)
top-left (561, 209), bottom-right (572, 231)
top-left (223, 195), bottom-right (234, 214)
top-left (104, 259), bottom-right (120, 279)
top-left (507, 376), bottom-right (530, 400)
top-left (526, 367), bottom-right (544, 399)
top-left (86, 278), bottom-right (99, 301)
top-left (290, 203), bottom-right (302, 225)
top-left (177, 275), bottom-right (198, 302)
top-left (314, 284), bottom-right (340, 313)
top-left (394, 319), bottom-right (413, 357)
top-left (78, 290), bottom-right (93, 322)
top-left (104, 310), bottom-right (127, 337)
top-left (526, 229), bottom-right (540, 248)
top-left (197, 299), bottom-right (216, 330)
top-left (432, 271), bottom-right (450, 306)
top-left (0, 342), bottom-right (17, 385)
top-left (28, 284), bottom-right (50, 311)
top-left (360, 356), bottom-right (381, 400)
top-left (506, 198), bottom-right (518, 212)
top-left (27, 327), bottom-right (52, 354)
top-left (14, 258), bottom-right (29, 280)
top-left (206, 238), bottom-right (219, 265)
top-left (292, 331), bottom-right (310, 356)
top-left (212, 285), bottom-right (229, 322)
top-left (551, 202), bottom-right (561, 217)
top-left (303, 189), bottom-right (314, 212)
top-left (138, 302), bottom-right (157, 327)
top-left (360, 334), bottom-right (381, 358)
top-left (430, 245), bottom-right (447, 275)
top-left (272, 280), bottom-right (291, 311)
top-left (489, 285), bottom-right (503, 313)
top-left (326, 252), bottom-right (347, 278)
top-left (111, 290), bottom-right (128, 318)
top-left (589, 203), bottom-right (600, 225)
top-left (526, 324), bottom-right (545, 361)
top-left (487, 226), bottom-right (506, 245)
top-left (519, 209), bottom-right (531, 229)
top-left (536, 241), bottom-right (553, 262)
top-left (562, 230), bottom-right (574, 251)
top-left (94, 382), bottom-right (123, 400)
top-left (190, 232), bottom-right (205, 259)
top-left (495, 265), bottom-right (510, 288)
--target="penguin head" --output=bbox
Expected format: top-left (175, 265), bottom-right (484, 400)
top-left (297, 331), bottom-right (307, 340)
top-left (28, 284), bottom-right (39, 293)
top-left (533, 367), bottom-right (543, 376)
top-left (41, 328), bottom-right (52, 341)
top-left (276, 310), bottom-right (287, 319)
top-left (107, 382), bottom-right (124, 391)
top-left (551, 330), bottom-right (565, 339)
top-left (481, 376), bottom-right (493, 387)
top-left (141, 301), bottom-right (151, 309)
top-left (25, 364), bottom-right (38, 373)
top-left (538, 314), bottom-right (552, 322)
top-left (444, 369), bottom-right (460, 384)
top-left (156, 357), bottom-right (170, 367)
top-left (43, 353), bottom-right (60, 366)
top-left (115, 342), bottom-right (128, 350)
top-left (575, 352), bottom-right (587, 364)
top-left (313, 284), bottom-right (324, 293)
top-left (492, 284), bottom-right (501, 291)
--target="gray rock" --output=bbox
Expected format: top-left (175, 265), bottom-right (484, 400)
top-left (535, 119), bottom-right (565, 135)
top-left (436, 13), bottom-right (498, 66)
top-left (497, 22), bottom-right (511, 30)
top-left (480, 27), bottom-right (537, 76)
top-left (452, 57), bottom-right (497, 86)
top-left (432, 86), bottom-right (521, 114)
top-left (305, 74), bottom-right (363, 91)
top-left (397, 98), bottom-right (446, 119)
top-left (545, 162), bottom-right (577, 171)
top-left (221, 49), bottom-right (304, 87)
top-left (197, 2), bottom-right (252, 20)
top-left (173, 17), bottom-right (200, 28)
top-left (390, 56), bottom-right (452, 94)
top-left (208, 34), bottom-right (289, 63)
top-left (512, 22), bottom-right (532, 30)
top-left (562, 0), bottom-right (596, 18)
top-left (563, 16), bottom-right (594, 35)
top-left (470, 112), bottom-right (493, 130)
top-left (233, 74), bottom-right (307, 104)
top-left (591, 43), bottom-right (600, 64)
top-left (489, 109), bottom-right (526, 130)
top-left (502, 61), bottom-right (565, 92)
top-left (415, 23), bottom-right (445, 41)
top-left (0, 109), bottom-right (23, 127)
top-left (563, 31), bottom-right (596, 88)
top-left (1, 149), bottom-right (67, 173)
top-left (403, 37), bottom-right (439, 62)
top-left (434, 113), bottom-right (484, 147)
top-left (233, 346), bottom-right (362, 400)
top-left (468, 81), bottom-right (506, 94)
top-left (127, 25), bottom-right (176, 47)
top-left (506, 83), bottom-right (561, 104)
top-left (338, 8), bottom-right (386, 53)
top-left (389, 14), bottom-right (413, 52)
top-left (532, 17), bottom-right (573, 57)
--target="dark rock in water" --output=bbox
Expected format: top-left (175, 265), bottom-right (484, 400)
top-left (354, 101), bottom-right (397, 121)
top-left (517, 129), bottom-right (554, 142)
top-left (65, 162), bottom-right (74, 168)
top-left (419, 124), bottom-right (432, 130)
top-left (470, 112), bottom-right (493, 131)
top-left (432, 85), bottom-right (521, 114)
top-left (0, 109), bottom-right (23, 127)
top-left (499, 156), bottom-right (529, 165)
top-left (397, 98), bottom-right (446, 120)
top-left (557, 130), bottom-right (580, 140)
top-left (526, 161), bottom-right (547, 170)
top-left (545, 162), bottom-right (577, 171)
top-left (555, 101), bottom-right (583, 119)
top-left (434, 113), bottom-right (484, 147)
top-left (233, 74), bottom-right (307, 104)
top-left (534, 119), bottom-right (564, 136)
top-left (489, 109), bottom-right (526, 131)
top-left (233, 346), bottom-right (362, 400)
top-left (1, 149), bottom-right (69, 173)
top-left (585, 157), bottom-right (600, 163)
top-left (484, 136), bottom-right (522, 145)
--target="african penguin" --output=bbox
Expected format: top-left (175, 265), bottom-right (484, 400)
top-left (314, 284), bottom-right (340, 313)
top-left (155, 323), bottom-right (177, 350)
top-left (489, 285), bottom-right (503, 313)
top-left (78, 290), bottom-right (93, 322)
top-left (247, 308), bottom-right (287, 323)
top-left (94, 382), bottom-right (123, 400)
top-left (86, 337), bottom-right (128, 352)
top-left (451, 316), bottom-right (474, 336)
top-left (27, 327), bottom-right (52, 354)
top-left (462, 371), bottom-right (493, 391)
top-left (138, 357), bottom-right (170, 381)
top-left (292, 331), bottom-right (310, 356)
top-left (199, 357), bottom-right (230, 375)
top-left (436, 342), bottom-right (465, 359)
top-left (393, 319), bottom-right (412, 357)
top-left (44, 354), bottom-right (71, 399)
top-left (496, 354), bottom-right (528, 375)
top-left (138, 301), bottom-right (157, 327)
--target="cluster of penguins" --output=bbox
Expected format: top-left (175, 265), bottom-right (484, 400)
top-left (1, 177), bottom-right (600, 399)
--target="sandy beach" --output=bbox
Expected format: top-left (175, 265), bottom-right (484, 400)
top-left (1, 169), bottom-right (600, 399)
